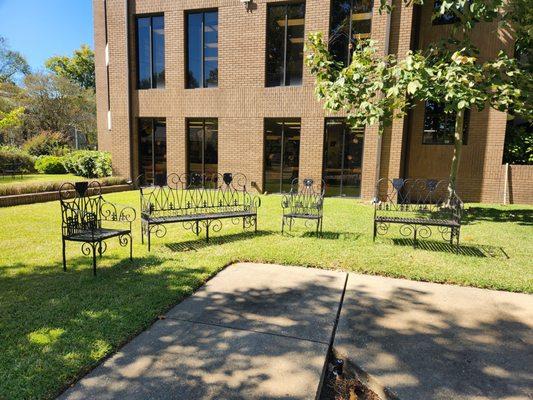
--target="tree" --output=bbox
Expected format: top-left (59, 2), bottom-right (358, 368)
top-left (45, 45), bottom-right (95, 90)
top-left (0, 36), bottom-right (30, 83)
top-left (306, 0), bottom-right (532, 199)
top-left (21, 73), bottom-right (96, 144)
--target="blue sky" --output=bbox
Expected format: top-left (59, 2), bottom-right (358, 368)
top-left (0, 0), bottom-right (94, 72)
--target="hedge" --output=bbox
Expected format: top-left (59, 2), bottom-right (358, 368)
top-left (0, 146), bottom-right (35, 173)
top-left (35, 156), bottom-right (67, 174)
top-left (63, 151), bottom-right (112, 178)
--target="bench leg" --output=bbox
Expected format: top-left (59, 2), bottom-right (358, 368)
top-left (254, 216), bottom-right (258, 233)
top-left (281, 217), bottom-right (285, 235)
top-left (456, 228), bottom-right (460, 254)
top-left (316, 219), bottom-right (320, 238)
top-left (92, 243), bottom-right (97, 277)
top-left (147, 226), bottom-right (151, 252)
top-left (62, 238), bottom-right (67, 272)
top-left (413, 227), bottom-right (417, 248)
top-left (195, 221), bottom-right (200, 236)
top-left (141, 222), bottom-right (144, 245)
top-left (373, 221), bottom-right (377, 243)
top-left (129, 234), bottom-right (133, 261)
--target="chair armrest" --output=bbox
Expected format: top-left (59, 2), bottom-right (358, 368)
top-left (100, 200), bottom-right (137, 223)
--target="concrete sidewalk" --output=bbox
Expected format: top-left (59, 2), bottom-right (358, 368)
top-left (60, 263), bottom-right (347, 400)
top-left (334, 274), bottom-right (533, 400)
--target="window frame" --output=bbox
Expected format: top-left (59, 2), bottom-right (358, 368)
top-left (185, 9), bottom-right (219, 89)
top-left (265, 2), bottom-right (306, 88)
top-left (422, 101), bottom-right (470, 145)
top-left (135, 14), bottom-right (165, 90)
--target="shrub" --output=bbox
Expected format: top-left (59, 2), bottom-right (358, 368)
top-left (0, 146), bottom-right (35, 172)
top-left (63, 150), bottom-right (112, 178)
top-left (34, 156), bottom-right (67, 174)
top-left (23, 131), bottom-right (70, 156)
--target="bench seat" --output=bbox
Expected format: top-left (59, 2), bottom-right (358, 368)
top-left (66, 228), bottom-right (131, 242)
top-left (375, 216), bottom-right (460, 227)
top-left (144, 210), bottom-right (256, 225)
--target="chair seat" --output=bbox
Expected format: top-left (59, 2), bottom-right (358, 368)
top-left (284, 213), bottom-right (321, 219)
top-left (375, 216), bottom-right (459, 227)
top-left (66, 228), bottom-right (131, 242)
top-left (144, 210), bottom-right (256, 224)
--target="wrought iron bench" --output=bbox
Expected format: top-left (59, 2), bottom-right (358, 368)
top-left (139, 173), bottom-right (261, 250)
top-left (373, 178), bottom-right (463, 251)
top-left (0, 162), bottom-right (24, 179)
top-left (60, 181), bottom-right (136, 276)
top-left (281, 178), bottom-right (325, 237)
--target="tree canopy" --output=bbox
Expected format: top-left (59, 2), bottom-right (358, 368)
top-left (45, 45), bottom-right (95, 90)
top-left (0, 36), bottom-right (30, 83)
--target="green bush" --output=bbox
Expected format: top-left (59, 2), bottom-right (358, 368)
top-left (0, 146), bottom-right (36, 172)
top-left (34, 156), bottom-right (67, 174)
top-left (23, 131), bottom-right (70, 156)
top-left (63, 150), bottom-right (112, 178)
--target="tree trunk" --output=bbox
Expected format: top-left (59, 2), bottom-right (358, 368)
top-left (447, 109), bottom-right (464, 203)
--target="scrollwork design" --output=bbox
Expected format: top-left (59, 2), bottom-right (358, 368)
top-left (376, 222), bottom-right (390, 236)
top-left (208, 219), bottom-right (223, 233)
top-left (118, 234), bottom-right (130, 247)
top-left (149, 224), bottom-right (167, 238)
top-left (437, 225), bottom-right (452, 241)
top-left (98, 241), bottom-right (108, 255)
top-left (118, 206), bottom-right (136, 222)
top-left (399, 224), bottom-right (415, 237)
top-left (417, 225), bottom-right (432, 239)
top-left (81, 242), bottom-right (94, 256)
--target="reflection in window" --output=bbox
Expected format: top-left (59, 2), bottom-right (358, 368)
top-left (329, 0), bottom-right (373, 66)
top-left (422, 101), bottom-right (469, 145)
top-left (264, 119), bottom-right (301, 193)
top-left (187, 119), bottom-right (218, 179)
top-left (266, 3), bottom-right (305, 87)
top-left (136, 15), bottom-right (165, 89)
top-left (187, 11), bottom-right (218, 89)
top-left (432, 0), bottom-right (460, 25)
top-left (323, 119), bottom-right (364, 197)
top-left (139, 118), bottom-right (167, 186)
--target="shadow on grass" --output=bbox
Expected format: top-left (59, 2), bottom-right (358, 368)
top-left (301, 231), bottom-right (362, 240)
top-left (0, 253), bottom-right (213, 400)
top-left (165, 230), bottom-right (274, 253)
top-left (463, 207), bottom-right (533, 226)
top-left (389, 238), bottom-right (509, 258)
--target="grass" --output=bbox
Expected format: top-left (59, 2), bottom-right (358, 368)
top-left (0, 191), bottom-right (531, 399)
top-left (0, 174), bottom-right (78, 186)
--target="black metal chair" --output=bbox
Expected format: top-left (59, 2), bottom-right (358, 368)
top-left (59, 181), bottom-right (136, 276)
top-left (281, 178), bottom-right (325, 237)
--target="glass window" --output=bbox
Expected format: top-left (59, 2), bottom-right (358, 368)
top-left (329, 0), bottom-right (373, 66)
top-left (266, 3), bottom-right (305, 87)
top-left (422, 101), bottom-right (469, 145)
top-left (136, 15), bottom-right (165, 89)
top-left (187, 11), bottom-right (218, 89)
top-left (264, 119), bottom-right (301, 193)
top-left (323, 119), bottom-right (364, 197)
top-left (139, 118), bottom-right (167, 185)
top-left (187, 119), bottom-right (218, 178)
top-left (432, 0), bottom-right (460, 25)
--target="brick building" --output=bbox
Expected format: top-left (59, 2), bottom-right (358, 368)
top-left (93, 0), bottom-right (532, 203)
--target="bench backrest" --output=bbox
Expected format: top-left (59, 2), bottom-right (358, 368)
top-left (140, 173), bottom-right (258, 217)
top-left (59, 181), bottom-right (103, 236)
top-left (282, 178), bottom-right (325, 216)
top-left (374, 178), bottom-right (462, 221)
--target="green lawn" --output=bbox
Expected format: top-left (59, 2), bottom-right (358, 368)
top-left (0, 192), bottom-right (532, 399)
top-left (0, 174), bottom-right (78, 186)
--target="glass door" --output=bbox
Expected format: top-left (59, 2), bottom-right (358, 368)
top-left (187, 118), bottom-right (218, 185)
top-left (139, 118), bottom-right (167, 186)
top-left (323, 119), bottom-right (364, 197)
top-left (264, 119), bottom-right (301, 193)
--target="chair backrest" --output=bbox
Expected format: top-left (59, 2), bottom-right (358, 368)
top-left (59, 181), bottom-right (103, 236)
top-left (283, 178), bottom-right (325, 216)
top-left (374, 178), bottom-right (463, 219)
top-left (139, 172), bottom-right (256, 217)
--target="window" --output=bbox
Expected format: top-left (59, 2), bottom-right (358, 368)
top-left (329, 0), bottom-right (373, 66)
top-left (266, 3), bottom-right (306, 87)
top-left (187, 10), bottom-right (218, 88)
top-left (323, 119), bottom-right (364, 197)
top-left (422, 101), bottom-right (469, 145)
top-left (264, 119), bottom-right (301, 193)
top-left (136, 15), bottom-right (165, 89)
top-left (139, 119), bottom-right (167, 186)
top-left (187, 119), bottom-right (218, 178)
top-left (432, 0), bottom-right (459, 25)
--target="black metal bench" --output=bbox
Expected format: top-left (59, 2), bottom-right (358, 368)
top-left (373, 178), bottom-right (463, 251)
top-left (281, 178), bottom-right (325, 237)
top-left (140, 173), bottom-right (261, 250)
top-left (0, 162), bottom-right (24, 179)
top-left (60, 181), bottom-right (136, 275)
